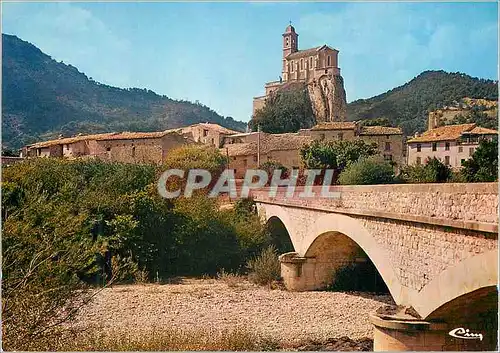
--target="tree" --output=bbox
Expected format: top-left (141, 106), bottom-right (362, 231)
top-left (399, 157), bottom-right (452, 183)
top-left (461, 140), bottom-right (498, 182)
top-left (359, 117), bottom-right (393, 127)
top-left (259, 160), bottom-right (289, 185)
top-left (299, 139), bottom-right (379, 183)
top-left (249, 85), bottom-right (315, 133)
top-left (338, 156), bottom-right (395, 185)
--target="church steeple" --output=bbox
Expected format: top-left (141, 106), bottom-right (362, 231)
top-left (282, 22), bottom-right (298, 58)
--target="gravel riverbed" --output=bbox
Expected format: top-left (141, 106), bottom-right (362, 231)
top-left (73, 278), bottom-right (394, 348)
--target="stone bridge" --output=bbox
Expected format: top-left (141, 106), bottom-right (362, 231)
top-left (250, 183), bottom-right (498, 351)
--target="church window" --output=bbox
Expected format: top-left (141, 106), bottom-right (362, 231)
top-left (286, 38), bottom-right (289, 46)
top-left (327, 55), bottom-right (331, 66)
top-left (310, 57), bottom-right (313, 69)
top-left (291, 61), bottom-right (294, 72)
top-left (300, 58), bottom-right (303, 70)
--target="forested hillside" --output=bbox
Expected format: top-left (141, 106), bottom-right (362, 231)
top-left (347, 70), bottom-right (498, 134)
top-left (2, 34), bottom-right (246, 149)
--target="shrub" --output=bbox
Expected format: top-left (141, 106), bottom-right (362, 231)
top-left (399, 157), bottom-right (451, 183)
top-left (338, 156), bottom-right (395, 185)
top-left (461, 139), bottom-right (498, 182)
top-left (247, 246), bottom-right (281, 286)
top-left (259, 160), bottom-right (289, 185)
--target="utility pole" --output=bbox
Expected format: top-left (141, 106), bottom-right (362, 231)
top-left (257, 124), bottom-right (261, 167)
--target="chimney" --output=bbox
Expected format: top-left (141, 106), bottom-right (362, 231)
top-left (428, 112), bottom-right (439, 131)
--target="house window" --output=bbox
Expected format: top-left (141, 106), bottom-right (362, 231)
top-left (416, 144), bottom-right (421, 152)
top-left (444, 156), bottom-right (450, 166)
top-left (469, 147), bottom-right (474, 156)
top-left (65, 144), bottom-right (69, 150)
top-left (300, 58), bottom-right (303, 70)
top-left (243, 159), bottom-right (248, 167)
top-left (338, 133), bottom-right (343, 141)
top-left (445, 142), bottom-right (450, 151)
top-left (132, 146), bottom-right (136, 157)
top-left (432, 143), bottom-right (437, 151)
top-left (309, 57), bottom-right (313, 69)
top-left (291, 61), bottom-right (294, 72)
top-left (458, 146), bottom-right (463, 153)
top-left (319, 133), bottom-right (325, 141)
top-left (203, 129), bottom-right (208, 137)
top-left (416, 157), bottom-right (421, 165)
top-left (385, 142), bottom-right (391, 151)
top-left (327, 55), bottom-right (331, 66)
top-left (253, 155), bottom-right (258, 162)
top-left (461, 159), bottom-right (466, 165)
top-left (384, 154), bottom-right (393, 161)
top-left (106, 147), bottom-right (111, 152)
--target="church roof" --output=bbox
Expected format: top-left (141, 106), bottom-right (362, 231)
top-left (284, 24), bottom-right (296, 33)
top-left (286, 45), bottom-right (338, 60)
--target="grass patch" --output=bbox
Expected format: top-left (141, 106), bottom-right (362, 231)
top-left (37, 326), bottom-right (281, 351)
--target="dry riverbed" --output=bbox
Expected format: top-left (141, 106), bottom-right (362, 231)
top-left (72, 278), bottom-right (394, 350)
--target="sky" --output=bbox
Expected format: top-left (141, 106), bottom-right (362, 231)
top-left (2, 1), bottom-right (498, 122)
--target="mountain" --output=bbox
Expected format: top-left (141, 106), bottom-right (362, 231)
top-left (2, 34), bottom-right (246, 150)
top-left (347, 70), bottom-right (498, 134)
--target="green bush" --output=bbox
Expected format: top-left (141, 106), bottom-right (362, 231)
top-left (461, 139), bottom-right (498, 182)
top-left (247, 246), bottom-right (281, 286)
top-left (338, 156), bottom-right (395, 185)
top-left (399, 157), bottom-right (451, 183)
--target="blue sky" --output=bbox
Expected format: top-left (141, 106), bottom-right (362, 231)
top-left (2, 1), bottom-right (498, 122)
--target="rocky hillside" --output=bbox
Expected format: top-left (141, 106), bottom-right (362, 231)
top-left (347, 70), bottom-right (498, 134)
top-left (2, 34), bottom-right (246, 149)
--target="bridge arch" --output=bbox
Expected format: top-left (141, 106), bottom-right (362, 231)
top-left (259, 204), bottom-right (404, 303)
top-left (414, 249), bottom-right (498, 320)
top-left (300, 212), bottom-right (403, 303)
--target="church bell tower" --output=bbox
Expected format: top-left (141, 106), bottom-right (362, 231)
top-left (282, 23), bottom-right (298, 82)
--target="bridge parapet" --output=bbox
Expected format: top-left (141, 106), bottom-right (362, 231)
top-left (250, 183), bottom-right (498, 233)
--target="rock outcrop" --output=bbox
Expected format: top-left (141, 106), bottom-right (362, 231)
top-left (307, 74), bottom-right (347, 123)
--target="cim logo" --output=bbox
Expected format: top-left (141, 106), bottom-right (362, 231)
top-left (448, 327), bottom-right (483, 341)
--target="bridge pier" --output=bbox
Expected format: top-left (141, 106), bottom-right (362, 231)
top-left (370, 311), bottom-right (497, 351)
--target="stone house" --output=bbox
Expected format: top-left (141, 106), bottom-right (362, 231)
top-left (299, 122), bottom-right (405, 167)
top-left (22, 130), bottom-right (192, 164)
top-left (406, 123), bottom-right (498, 168)
top-left (178, 123), bottom-right (241, 148)
top-left (221, 132), bottom-right (312, 179)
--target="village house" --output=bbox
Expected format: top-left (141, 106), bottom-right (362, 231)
top-left (299, 122), bottom-right (405, 167)
top-left (21, 122), bottom-right (244, 164)
top-left (221, 132), bottom-right (311, 178)
top-left (406, 123), bottom-right (498, 168)
top-left (177, 123), bottom-right (241, 148)
top-left (22, 130), bottom-right (193, 164)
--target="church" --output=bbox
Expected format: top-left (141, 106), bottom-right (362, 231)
top-left (253, 24), bottom-right (347, 123)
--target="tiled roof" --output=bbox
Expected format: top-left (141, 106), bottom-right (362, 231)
top-left (191, 123), bottom-right (241, 135)
top-left (360, 126), bottom-right (403, 135)
top-left (286, 46), bottom-right (322, 60)
top-left (466, 126), bottom-right (498, 135)
top-left (406, 123), bottom-right (476, 143)
top-left (310, 122), bottom-right (357, 131)
top-left (221, 133), bottom-right (311, 157)
top-left (28, 130), bottom-right (183, 148)
top-left (286, 45), bottom-right (338, 60)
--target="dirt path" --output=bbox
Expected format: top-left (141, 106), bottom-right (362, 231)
top-left (73, 278), bottom-right (393, 345)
